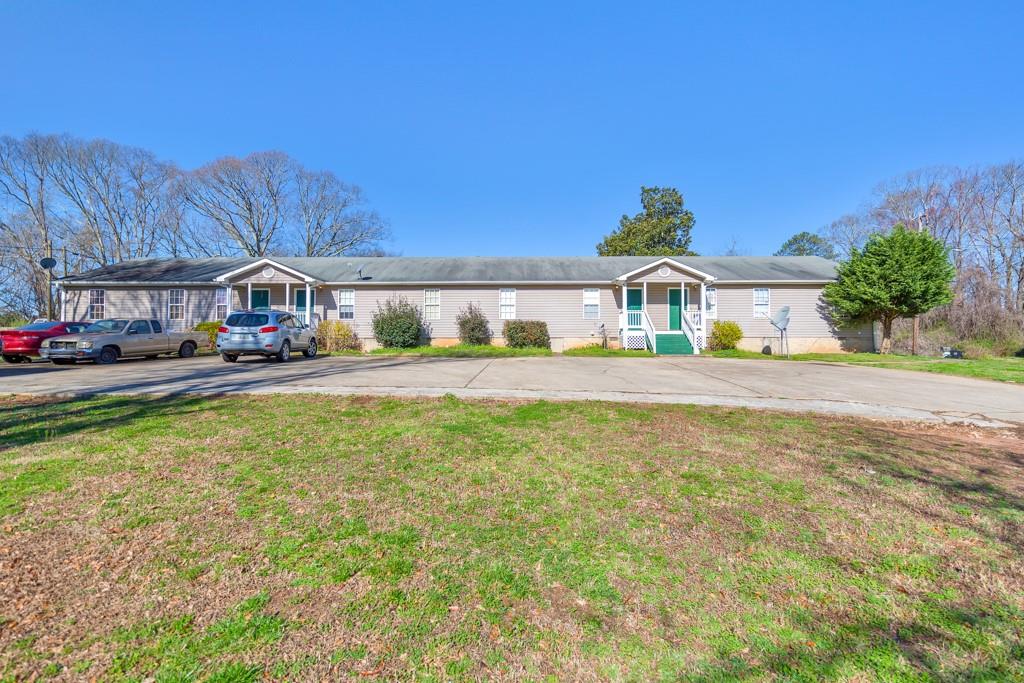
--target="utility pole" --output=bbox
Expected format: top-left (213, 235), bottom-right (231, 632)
top-left (46, 241), bottom-right (54, 321)
top-left (911, 216), bottom-right (924, 356)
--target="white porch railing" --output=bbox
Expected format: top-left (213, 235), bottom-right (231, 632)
top-left (685, 309), bottom-right (702, 329)
top-left (619, 310), bottom-right (656, 352)
top-left (292, 309), bottom-right (322, 329)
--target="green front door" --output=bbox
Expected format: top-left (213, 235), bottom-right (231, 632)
top-left (294, 288), bottom-right (315, 311)
top-left (668, 289), bottom-right (682, 331)
top-left (250, 289), bottom-right (270, 309)
top-left (626, 288), bottom-right (643, 311)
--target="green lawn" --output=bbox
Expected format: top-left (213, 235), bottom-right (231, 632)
top-left (562, 344), bottom-right (654, 357)
top-left (1, 394), bottom-right (1022, 681)
top-left (709, 348), bottom-right (1024, 383)
top-left (367, 344), bottom-right (552, 358)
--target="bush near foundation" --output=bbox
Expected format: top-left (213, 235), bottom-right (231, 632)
top-left (456, 303), bottom-right (491, 345)
top-left (193, 321), bottom-right (222, 349)
top-left (503, 320), bottom-right (550, 349)
top-left (372, 296), bottom-right (424, 348)
top-left (709, 320), bottom-right (743, 350)
top-left (317, 320), bottom-right (361, 352)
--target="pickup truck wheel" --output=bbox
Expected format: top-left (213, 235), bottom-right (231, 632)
top-left (303, 338), bottom-right (317, 358)
top-left (221, 353), bottom-right (238, 363)
top-left (97, 346), bottom-right (118, 364)
top-left (275, 340), bottom-right (291, 363)
top-left (178, 341), bottom-right (197, 358)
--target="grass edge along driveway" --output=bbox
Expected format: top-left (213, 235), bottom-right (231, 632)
top-left (1, 393), bottom-right (1022, 681)
top-left (709, 348), bottom-right (1024, 383)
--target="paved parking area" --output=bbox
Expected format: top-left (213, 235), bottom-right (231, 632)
top-left (1, 354), bottom-right (1020, 427)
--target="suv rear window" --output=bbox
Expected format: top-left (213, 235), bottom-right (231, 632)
top-left (225, 313), bottom-right (269, 327)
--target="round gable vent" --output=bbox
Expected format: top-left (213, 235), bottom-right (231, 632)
top-left (658, 265), bottom-right (671, 277)
top-left (262, 266), bottom-right (275, 278)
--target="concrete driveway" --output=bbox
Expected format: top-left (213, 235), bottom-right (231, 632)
top-left (2, 354), bottom-right (1021, 427)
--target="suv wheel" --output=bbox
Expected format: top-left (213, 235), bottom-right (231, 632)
top-left (303, 338), bottom-right (317, 358)
top-left (275, 340), bottom-right (291, 363)
top-left (97, 346), bottom-right (118, 364)
top-left (222, 353), bottom-right (238, 363)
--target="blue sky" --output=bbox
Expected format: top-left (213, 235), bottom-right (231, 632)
top-left (4, 1), bottom-right (1022, 256)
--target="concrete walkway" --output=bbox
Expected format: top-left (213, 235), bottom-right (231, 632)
top-left (1, 354), bottom-right (1020, 427)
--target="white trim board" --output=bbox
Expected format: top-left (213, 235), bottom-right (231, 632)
top-left (614, 257), bottom-right (716, 283)
top-left (214, 258), bottom-right (319, 283)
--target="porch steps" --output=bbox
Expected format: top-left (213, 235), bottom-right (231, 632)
top-left (655, 333), bottom-right (693, 355)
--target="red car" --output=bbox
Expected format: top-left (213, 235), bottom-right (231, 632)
top-left (1, 321), bottom-right (90, 363)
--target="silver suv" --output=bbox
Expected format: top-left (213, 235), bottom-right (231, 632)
top-left (216, 310), bottom-right (317, 363)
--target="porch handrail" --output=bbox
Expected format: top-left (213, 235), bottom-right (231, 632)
top-left (685, 309), bottom-right (702, 329)
top-left (619, 309), bottom-right (657, 352)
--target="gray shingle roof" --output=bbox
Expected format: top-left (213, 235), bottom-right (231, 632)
top-left (62, 255), bottom-right (838, 285)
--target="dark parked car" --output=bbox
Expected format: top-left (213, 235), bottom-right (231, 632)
top-left (1, 321), bottom-right (90, 363)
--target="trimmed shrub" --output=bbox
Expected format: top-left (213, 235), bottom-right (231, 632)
top-left (372, 296), bottom-right (423, 348)
top-left (193, 321), bottom-right (222, 349)
top-left (503, 320), bottom-right (550, 349)
top-left (317, 320), bottom-right (361, 352)
top-left (709, 320), bottom-right (743, 350)
top-left (456, 303), bottom-right (491, 345)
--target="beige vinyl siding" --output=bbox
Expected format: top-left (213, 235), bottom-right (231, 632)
top-left (714, 284), bottom-right (870, 339)
top-left (229, 285), bottom-right (328, 321)
top-left (645, 284), bottom-right (670, 329)
top-left (63, 287), bottom-right (221, 330)
top-left (326, 285), bottom-right (620, 342)
top-left (629, 262), bottom-right (700, 284)
top-left (233, 264), bottom-right (306, 285)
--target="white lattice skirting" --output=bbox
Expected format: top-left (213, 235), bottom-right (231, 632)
top-left (623, 331), bottom-right (648, 350)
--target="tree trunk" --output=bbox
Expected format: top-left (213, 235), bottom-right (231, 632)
top-left (879, 317), bottom-right (894, 354)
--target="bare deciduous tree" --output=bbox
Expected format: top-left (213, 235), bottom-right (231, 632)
top-left (181, 151), bottom-right (292, 257)
top-left (293, 167), bottom-right (388, 256)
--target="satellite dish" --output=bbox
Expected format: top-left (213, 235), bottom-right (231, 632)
top-left (770, 306), bottom-right (791, 331)
top-left (39, 257), bottom-right (57, 270)
top-left (769, 306), bottom-right (791, 358)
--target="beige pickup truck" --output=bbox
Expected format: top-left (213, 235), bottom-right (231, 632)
top-left (39, 318), bottom-right (205, 365)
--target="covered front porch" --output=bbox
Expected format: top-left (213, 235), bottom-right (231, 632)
top-left (215, 259), bottom-right (327, 326)
top-left (615, 258), bottom-right (714, 355)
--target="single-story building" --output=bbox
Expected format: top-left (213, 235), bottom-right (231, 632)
top-left (57, 255), bottom-right (873, 354)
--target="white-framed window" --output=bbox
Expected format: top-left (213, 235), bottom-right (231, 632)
top-left (423, 289), bottom-right (441, 320)
top-left (705, 287), bottom-right (717, 319)
top-left (337, 289), bottom-right (355, 320)
top-left (215, 288), bottom-right (229, 320)
top-left (499, 288), bottom-right (516, 319)
top-left (753, 288), bottom-right (770, 318)
top-left (583, 288), bottom-right (600, 319)
top-left (168, 289), bottom-right (185, 321)
top-left (87, 289), bottom-right (105, 320)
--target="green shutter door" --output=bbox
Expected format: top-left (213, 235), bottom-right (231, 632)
top-left (251, 289), bottom-right (270, 309)
top-left (294, 289), bottom-right (315, 310)
top-left (668, 289), bottom-right (682, 331)
top-left (626, 288), bottom-right (643, 311)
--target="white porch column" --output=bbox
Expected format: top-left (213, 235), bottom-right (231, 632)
top-left (699, 280), bottom-right (707, 353)
top-left (305, 282), bottom-right (311, 324)
top-left (285, 281), bottom-right (290, 312)
top-left (225, 285), bottom-right (232, 314)
top-left (642, 281), bottom-right (647, 311)
top-left (247, 281), bottom-right (252, 309)
top-left (59, 284), bottom-right (66, 320)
